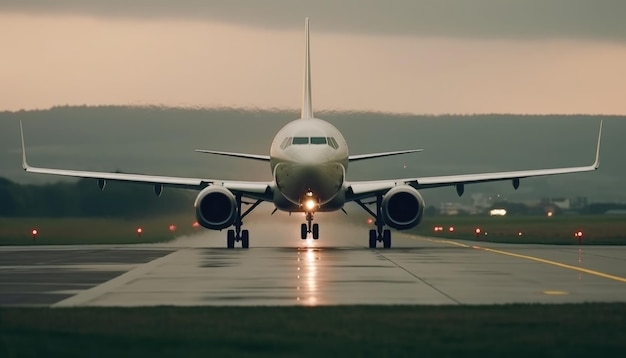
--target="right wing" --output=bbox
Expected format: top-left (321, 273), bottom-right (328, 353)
top-left (20, 122), bottom-right (272, 200)
top-left (194, 149), bottom-right (271, 162)
top-left (347, 121), bottom-right (602, 201)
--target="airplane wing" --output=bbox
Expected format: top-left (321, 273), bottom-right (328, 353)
top-left (348, 149), bottom-right (423, 162)
top-left (20, 122), bottom-right (272, 200)
top-left (194, 149), bottom-right (271, 162)
top-left (348, 121), bottom-right (602, 200)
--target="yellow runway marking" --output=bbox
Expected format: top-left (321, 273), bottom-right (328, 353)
top-left (544, 290), bottom-right (569, 295)
top-left (417, 236), bottom-right (626, 284)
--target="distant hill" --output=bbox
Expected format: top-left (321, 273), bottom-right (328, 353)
top-left (1, 106), bottom-right (622, 206)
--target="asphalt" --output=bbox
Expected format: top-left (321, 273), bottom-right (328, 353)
top-left (1, 219), bottom-right (625, 307)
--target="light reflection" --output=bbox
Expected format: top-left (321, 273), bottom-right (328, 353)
top-left (578, 248), bottom-right (584, 281)
top-left (296, 247), bottom-right (321, 306)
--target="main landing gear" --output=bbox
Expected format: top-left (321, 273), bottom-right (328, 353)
top-left (226, 194), bottom-right (262, 249)
top-left (301, 212), bottom-right (319, 240)
top-left (355, 195), bottom-right (391, 249)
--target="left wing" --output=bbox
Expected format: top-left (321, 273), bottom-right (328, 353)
top-left (348, 121), bottom-right (602, 200)
top-left (20, 122), bottom-right (272, 200)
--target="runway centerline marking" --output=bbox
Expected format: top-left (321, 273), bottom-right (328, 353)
top-left (418, 236), bottom-right (626, 284)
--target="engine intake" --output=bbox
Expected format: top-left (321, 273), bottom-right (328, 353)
top-left (381, 185), bottom-right (425, 230)
top-left (194, 186), bottom-right (237, 230)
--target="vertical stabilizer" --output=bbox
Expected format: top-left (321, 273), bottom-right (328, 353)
top-left (301, 18), bottom-right (313, 120)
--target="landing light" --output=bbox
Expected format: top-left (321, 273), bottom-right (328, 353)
top-left (305, 199), bottom-right (317, 211)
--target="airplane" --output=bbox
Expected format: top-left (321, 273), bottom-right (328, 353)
top-left (19, 18), bottom-right (602, 249)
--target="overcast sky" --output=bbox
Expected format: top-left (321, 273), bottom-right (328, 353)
top-left (2, 1), bottom-right (626, 114)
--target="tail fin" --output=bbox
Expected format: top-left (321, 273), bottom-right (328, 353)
top-left (301, 18), bottom-right (313, 120)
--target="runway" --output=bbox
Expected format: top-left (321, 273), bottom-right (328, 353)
top-left (2, 219), bottom-right (626, 307)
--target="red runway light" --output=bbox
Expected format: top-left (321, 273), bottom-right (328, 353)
top-left (169, 224), bottom-right (177, 232)
top-left (32, 229), bottom-right (38, 236)
top-left (192, 221), bottom-right (200, 228)
top-left (475, 228), bottom-right (481, 234)
top-left (449, 227), bottom-right (455, 232)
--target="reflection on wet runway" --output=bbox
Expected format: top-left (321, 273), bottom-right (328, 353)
top-left (2, 220), bottom-right (626, 307)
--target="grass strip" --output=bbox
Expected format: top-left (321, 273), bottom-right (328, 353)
top-left (1, 304), bottom-right (625, 357)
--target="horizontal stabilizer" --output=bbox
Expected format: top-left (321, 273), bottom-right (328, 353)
top-left (349, 149), bottom-right (423, 162)
top-left (195, 149), bottom-right (271, 162)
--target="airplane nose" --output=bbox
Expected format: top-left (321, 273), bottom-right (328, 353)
top-left (291, 147), bottom-right (329, 164)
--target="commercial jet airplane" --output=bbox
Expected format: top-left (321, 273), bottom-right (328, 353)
top-left (20, 19), bottom-right (602, 249)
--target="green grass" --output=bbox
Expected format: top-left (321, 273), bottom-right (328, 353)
top-left (413, 214), bottom-right (626, 245)
top-left (2, 214), bottom-right (625, 246)
top-left (1, 305), bottom-right (625, 357)
top-left (0, 214), bottom-right (199, 245)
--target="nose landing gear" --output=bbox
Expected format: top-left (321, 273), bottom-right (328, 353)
top-left (300, 212), bottom-right (319, 240)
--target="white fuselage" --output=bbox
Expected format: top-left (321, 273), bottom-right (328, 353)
top-left (269, 118), bottom-right (349, 212)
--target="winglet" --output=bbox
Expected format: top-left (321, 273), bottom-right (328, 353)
top-left (593, 120), bottom-right (602, 169)
top-left (301, 17), bottom-right (313, 120)
top-left (19, 121), bottom-right (30, 170)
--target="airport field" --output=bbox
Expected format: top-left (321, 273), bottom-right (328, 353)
top-left (2, 214), bottom-right (624, 245)
top-left (0, 214), bottom-right (198, 245)
top-left (413, 214), bottom-right (626, 245)
top-left (1, 304), bottom-right (625, 356)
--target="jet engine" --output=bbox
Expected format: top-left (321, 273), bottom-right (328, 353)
top-left (194, 186), bottom-right (237, 230)
top-left (381, 185), bottom-right (425, 230)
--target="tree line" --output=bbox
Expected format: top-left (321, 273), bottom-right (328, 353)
top-left (0, 177), bottom-right (193, 218)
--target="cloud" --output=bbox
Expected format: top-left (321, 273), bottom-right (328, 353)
top-left (2, 0), bottom-right (626, 41)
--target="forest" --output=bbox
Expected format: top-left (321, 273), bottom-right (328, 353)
top-left (0, 177), bottom-right (192, 218)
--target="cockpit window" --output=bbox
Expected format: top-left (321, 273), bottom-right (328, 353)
top-left (292, 137), bottom-right (309, 145)
top-left (327, 137), bottom-right (339, 149)
top-left (310, 137), bottom-right (327, 145)
top-left (280, 137), bottom-right (291, 149)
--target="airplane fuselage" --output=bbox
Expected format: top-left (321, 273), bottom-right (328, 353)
top-left (270, 118), bottom-right (348, 212)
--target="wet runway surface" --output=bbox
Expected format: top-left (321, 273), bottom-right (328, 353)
top-left (2, 221), bottom-right (626, 307)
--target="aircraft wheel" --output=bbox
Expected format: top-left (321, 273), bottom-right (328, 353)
top-left (300, 223), bottom-right (308, 240)
top-left (369, 230), bottom-right (377, 249)
top-left (382, 230), bottom-right (391, 249)
top-left (312, 224), bottom-right (319, 240)
top-left (227, 230), bottom-right (236, 249)
top-left (241, 230), bottom-right (249, 249)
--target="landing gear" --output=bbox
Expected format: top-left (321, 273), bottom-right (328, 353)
top-left (226, 194), bottom-right (262, 249)
top-left (357, 194), bottom-right (392, 249)
top-left (300, 212), bottom-right (319, 240)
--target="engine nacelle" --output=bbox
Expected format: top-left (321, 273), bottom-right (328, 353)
top-left (381, 185), bottom-right (425, 230)
top-left (194, 186), bottom-right (237, 230)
